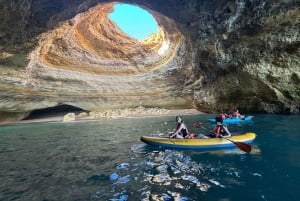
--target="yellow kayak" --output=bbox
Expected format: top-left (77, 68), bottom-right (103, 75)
top-left (140, 132), bottom-right (256, 151)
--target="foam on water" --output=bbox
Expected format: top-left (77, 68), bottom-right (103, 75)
top-left (100, 149), bottom-right (245, 200)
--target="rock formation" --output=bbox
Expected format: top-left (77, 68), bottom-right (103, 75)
top-left (0, 0), bottom-right (299, 122)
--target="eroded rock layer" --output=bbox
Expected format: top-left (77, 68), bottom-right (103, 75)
top-left (0, 0), bottom-right (299, 122)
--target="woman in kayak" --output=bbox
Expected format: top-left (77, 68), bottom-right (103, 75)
top-left (212, 117), bottom-right (231, 138)
top-left (169, 115), bottom-right (190, 139)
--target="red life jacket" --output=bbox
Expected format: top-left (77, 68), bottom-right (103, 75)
top-left (213, 125), bottom-right (226, 137)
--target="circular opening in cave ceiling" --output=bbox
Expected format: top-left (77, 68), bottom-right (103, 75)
top-left (108, 3), bottom-right (158, 41)
top-left (36, 2), bottom-right (182, 75)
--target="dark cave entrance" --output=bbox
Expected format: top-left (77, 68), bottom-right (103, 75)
top-left (23, 104), bottom-right (88, 120)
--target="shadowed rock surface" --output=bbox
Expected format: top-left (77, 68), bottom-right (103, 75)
top-left (0, 0), bottom-right (299, 122)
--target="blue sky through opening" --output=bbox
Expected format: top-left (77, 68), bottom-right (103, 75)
top-left (108, 4), bottom-right (158, 40)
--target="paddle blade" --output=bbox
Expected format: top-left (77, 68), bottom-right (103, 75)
top-left (233, 141), bottom-right (252, 153)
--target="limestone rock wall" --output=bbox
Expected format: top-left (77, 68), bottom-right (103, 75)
top-left (179, 0), bottom-right (300, 114)
top-left (0, 0), bottom-right (299, 122)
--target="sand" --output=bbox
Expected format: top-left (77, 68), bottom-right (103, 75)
top-left (1, 108), bottom-right (203, 126)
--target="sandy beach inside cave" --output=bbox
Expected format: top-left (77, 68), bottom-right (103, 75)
top-left (2, 108), bottom-right (203, 126)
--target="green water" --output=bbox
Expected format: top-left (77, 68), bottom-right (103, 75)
top-left (0, 114), bottom-right (299, 201)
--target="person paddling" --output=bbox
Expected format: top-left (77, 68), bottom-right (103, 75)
top-left (233, 109), bottom-right (245, 119)
top-left (211, 117), bottom-right (231, 138)
top-left (169, 115), bottom-right (190, 139)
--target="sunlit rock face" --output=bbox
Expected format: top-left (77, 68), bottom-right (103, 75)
top-left (0, 0), bottom-right (299, 122)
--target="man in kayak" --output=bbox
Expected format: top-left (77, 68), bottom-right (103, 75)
top-left (219, 111), bottom-right (226, 119)
top-left (212, 117), bottom-right (231, 138)
top-left (169, 115), bottom-right (190, 139)
top-left (233, 109), bottom-right (245, 119)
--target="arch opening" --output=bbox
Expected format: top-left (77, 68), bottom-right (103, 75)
top-left (108, 3), bottom-right (158, 41)
top-left (35, 2), bottom-right (182, 75)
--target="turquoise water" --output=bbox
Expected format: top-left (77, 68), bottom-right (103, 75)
top-left (0, 114), bottom-right (299, 201)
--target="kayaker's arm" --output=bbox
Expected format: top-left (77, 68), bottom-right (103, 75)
top-left (170, 124), bottom-right (184, 139)
top-left (221, 126), bottom-right (231, 138)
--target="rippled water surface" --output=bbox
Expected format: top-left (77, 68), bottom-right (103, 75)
top-left (0, 114), bottom-right (299, 201)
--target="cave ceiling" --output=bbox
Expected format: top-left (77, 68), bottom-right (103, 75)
top-left (0, 0), bottom-right (299, 122)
